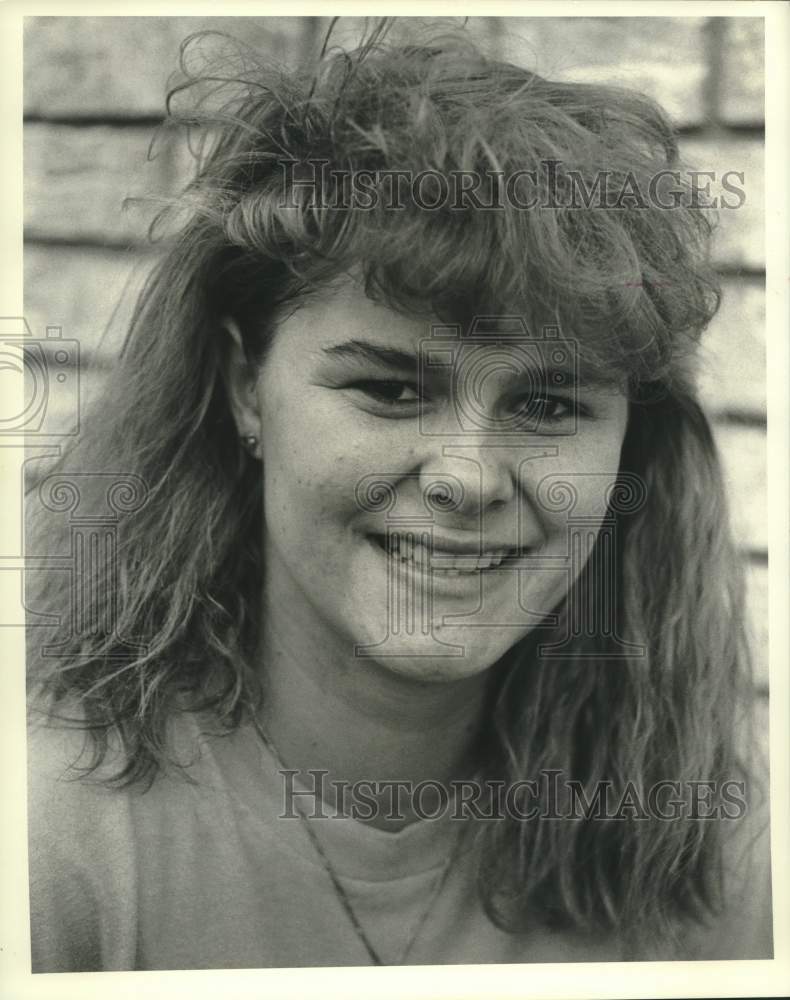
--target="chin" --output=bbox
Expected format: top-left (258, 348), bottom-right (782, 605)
top-left (347, 534), bottom-right (569, 680)
top-left (352, 627), bottom-right (523, 684)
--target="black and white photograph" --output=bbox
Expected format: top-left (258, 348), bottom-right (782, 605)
top-left (3, 5), bottom-right (788, 997)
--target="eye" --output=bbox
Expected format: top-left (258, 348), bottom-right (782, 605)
top-left (537, 396), bottom-right (574, 420)
top-left (348, 379), bottom-right (421, 406)
top-left (516, 393), bottom-right (579, 424)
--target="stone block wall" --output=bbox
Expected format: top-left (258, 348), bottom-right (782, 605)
top-left (23, 16), bottom-right (768, 687)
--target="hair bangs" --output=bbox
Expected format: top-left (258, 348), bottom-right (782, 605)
top-left (171, 33), bottom-right (719, 393)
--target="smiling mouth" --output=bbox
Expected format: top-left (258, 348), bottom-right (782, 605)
top-left (368, 534), bottom-right (529, 575)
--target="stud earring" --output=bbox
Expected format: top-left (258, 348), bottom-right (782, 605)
top-left (241, 434), bottom-right (259, 452)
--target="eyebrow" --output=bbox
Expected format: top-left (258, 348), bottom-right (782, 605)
top-left (321, 339), bottom-right (418, 370)
top-left (321, 338), bottom-right (614, 388)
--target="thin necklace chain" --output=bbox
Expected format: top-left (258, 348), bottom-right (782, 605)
top-left (251, 715), bottom-right (462, 966)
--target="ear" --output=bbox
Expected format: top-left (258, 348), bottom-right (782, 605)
top-left (220, 317), bottom-right (262, 456)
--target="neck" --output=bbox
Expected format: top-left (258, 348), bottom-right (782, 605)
top-left (258, 586), bottom-right (493, 830)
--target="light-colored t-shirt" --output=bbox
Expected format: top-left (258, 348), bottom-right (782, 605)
top-left (27, 710), bottom-right (772, 971)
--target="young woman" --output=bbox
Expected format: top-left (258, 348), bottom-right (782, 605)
top-left (27, 26), bottom-right (771, 970)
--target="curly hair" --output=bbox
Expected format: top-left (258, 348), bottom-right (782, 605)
top-left (27, 24), bottom-right (756, 951)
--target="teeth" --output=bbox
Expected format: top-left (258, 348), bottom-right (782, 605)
top-left (379, 536), bottom-right (513, 573)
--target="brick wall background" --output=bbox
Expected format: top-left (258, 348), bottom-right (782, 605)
top-left (23, 16), bottom-right (767, 689)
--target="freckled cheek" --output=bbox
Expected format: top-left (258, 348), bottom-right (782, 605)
top-left (522, 436), bottom-right (625, 542)
top-left (260, 443), bottom-right (369, 552)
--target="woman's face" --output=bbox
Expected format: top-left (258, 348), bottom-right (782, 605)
top-left (247, 277), bottom-right (630, 683)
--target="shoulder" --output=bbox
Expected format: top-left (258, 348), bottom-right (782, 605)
top-left (29, 714), bottom-right (113, 811)
top-left (27, 713), bottom-right (144, 894)
top-left (27, 705), bottom-right (241, 845)
top-left (27, 715), bottom-right (139, 971)
top-left (28, 711), bottom-right (129, 813)
top-left (27, 705), bottom-right (213, 825)
top-left (26, 707), bottom-right (222, 972)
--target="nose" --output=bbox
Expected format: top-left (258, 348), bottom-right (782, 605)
top-left (419, 441), bottom-right (518, 520)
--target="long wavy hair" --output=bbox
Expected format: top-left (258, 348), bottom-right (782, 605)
top-left (27, 24), bottom-right (756, 951)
